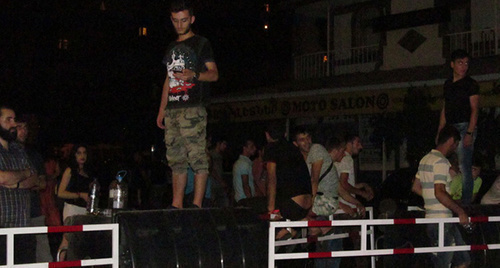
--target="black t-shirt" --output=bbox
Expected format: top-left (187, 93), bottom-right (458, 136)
top-left (263, 139), bottom-right (312, 202)
top-left (162, 35), bottom-right (215, 109)
top-left (66, 172), bottom-right (93, 208)
top-left (443, 75), bottom-right (479, 124)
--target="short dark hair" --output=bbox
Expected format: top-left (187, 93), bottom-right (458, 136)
top-left (211, 135), bottom-right (227, 146)
top-left (16, 114), bottom-right (29, 124)
top-left (266, 121), bottom-right (285, 141)
top-left (450, 49), bottom-right (470, 62)
top-left (238, 138), bottom-right (254, 153)
top-left (472, 157), bottom-right (483, 169)
top-left (344, 133), bottom-right (359, 144)
top-left (0, 104), bottom-right (14, 117)
top-left (291, 126), bottom-right (310, 142)
top-left (437, 124), bottom-right (460, 146)
top-left (170, 0), bottom-right (194, 15)
top-left (325, 135), bottom-right (345, 152)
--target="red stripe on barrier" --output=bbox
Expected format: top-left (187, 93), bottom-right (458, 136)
top-left (470, 216), bottom-right (488, 223)
top-left (308, 220), bottom-right (332, 227)
top-left (48, 225), bottom-right (84, 233)
top-left (49, 260), bottom-right (82, 267)
top-left (307, 235), bottom-right (318, 243)
top-left (309, 252), bottom-right (331, 258)
top-left (471, 244), bottom-right (488, 251)
top-left (394, 219), bottom-right (416, 225)
top-left (259, 214), bottom-right (270, 220)
top-left (393, 248), bottom-right (415, 254)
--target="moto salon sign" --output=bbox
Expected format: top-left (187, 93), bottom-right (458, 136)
top-left (208, 89), bottom-right (401, 123)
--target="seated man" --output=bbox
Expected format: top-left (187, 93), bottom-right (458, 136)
top-left (335, 134), bottom-right (373, 217)
top-left (264, 123), bottom-right (312, 239)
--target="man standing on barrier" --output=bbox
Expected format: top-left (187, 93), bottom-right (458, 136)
top-left (156, 0), bottom-right (219, 208)
top-left (413, 124), bottom-right (470, 268)
top-left (0, 105), bottom-right (38, 264)
top-left (436, 49), bottom-right (479, 205)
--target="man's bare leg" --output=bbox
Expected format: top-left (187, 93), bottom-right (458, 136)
top-left (192, 172), bottom-right (208, 208)
top-left (171, 172), bottom-right (187, 208)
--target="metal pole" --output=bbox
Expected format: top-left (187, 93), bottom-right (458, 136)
top-left (269, 222), bottom-right (276, 268)
top-left (327, 4), bottom-right (331, 77)
top-left (496, 0), bottom-right (499, 54)
top-left (369, 209), bottom-right (376, 268)
top-left (382, 138), bottom-right (387, 182)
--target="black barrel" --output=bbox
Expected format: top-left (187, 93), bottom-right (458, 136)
top-left (116, 208), bottom-right (268, 268)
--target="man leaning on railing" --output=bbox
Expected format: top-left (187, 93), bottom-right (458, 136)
top-left (412, 124), bottom-right (470, 268)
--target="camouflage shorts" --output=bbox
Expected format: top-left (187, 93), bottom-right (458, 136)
top-left (164, 106), bottom-right (208, 174)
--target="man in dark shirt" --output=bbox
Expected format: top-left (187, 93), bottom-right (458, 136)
top-left (156, 0), bottom-right (219, 208)
top-left (263, 123), bottom-right (312, 225)
top-left (16, 116), bottom-right (53, 262)
top-left (437, 49), bottom-right (480, 204)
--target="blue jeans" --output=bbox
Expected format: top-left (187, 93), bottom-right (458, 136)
top-left (315, 228), bottom-right (342, 268)
top-left (427, 224), bottom-right (470, 268)
top-left (453, 122), bottom-right (476, 204)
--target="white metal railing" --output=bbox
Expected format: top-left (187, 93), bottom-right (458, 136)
top-left (269, 207), bottom-right (375, 268)
top-left (294, 44), bottom-right (380, 80)
top-left (0, 224), bottom-right (119, 267)
top-left (446, 29), bottom-right (499, 58)
top-left (269, 215), bottom-right (500, 268)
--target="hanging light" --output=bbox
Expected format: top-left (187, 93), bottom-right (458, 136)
top-left (139, 27), bottom-right (147, 36)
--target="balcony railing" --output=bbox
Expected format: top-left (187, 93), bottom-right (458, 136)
top-left (294, 44), bottom-right (380, 80)
top-left (294, 29), bottom-right (500, 80)
top-left (446, 28), bottom-right (500, 58)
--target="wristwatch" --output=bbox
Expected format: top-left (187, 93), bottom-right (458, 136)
top-left (466, 131), bottom-right (473, 135)
top-left (193, 72), bottom-right (199, 80)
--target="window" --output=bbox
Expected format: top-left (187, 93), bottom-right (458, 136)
top-left (139, 27), bottom-right (147, 36)
top-left (352, 6), bottom-right (381, 47)
top-left (58, 39), bottom-right (69, 50)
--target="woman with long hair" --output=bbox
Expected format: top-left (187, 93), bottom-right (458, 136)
top-left (58, 144), bottom-right (93, 219)
top-left (56, 144), bottom-right (93, 261)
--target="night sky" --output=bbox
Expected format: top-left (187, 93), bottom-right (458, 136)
top-left (0, 0), bottom-right (292, 150)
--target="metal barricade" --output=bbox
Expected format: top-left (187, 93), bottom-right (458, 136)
top-left (0, 223), bottom-right (119, 268)
top-left (269, 214), bottom-right (500, 268)
top-left (269, 207), bottom-right (375, 268)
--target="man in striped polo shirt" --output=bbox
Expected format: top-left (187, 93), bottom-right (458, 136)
top-left (413, 124), bottom-right (470, 268)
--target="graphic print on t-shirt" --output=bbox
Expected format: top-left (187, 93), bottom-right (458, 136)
top-left (166, 45), bottom-right (198, 103)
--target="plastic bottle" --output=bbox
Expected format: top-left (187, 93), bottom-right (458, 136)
top-left (108, 170), bottom-right (128, 209)
top-left (87, 178), bottom-right (100, 214)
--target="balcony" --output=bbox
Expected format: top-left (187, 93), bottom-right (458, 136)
top-left (446, 28), bottom-right (500, 58)
top-left (294, 29), bottom-right (500, 80)
top-left (294, 44), bottom-right (380, 80)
